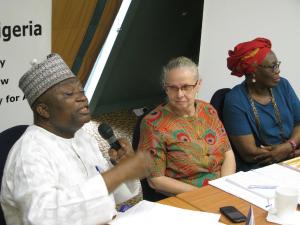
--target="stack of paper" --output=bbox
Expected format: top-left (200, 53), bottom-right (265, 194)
top-left (209, 173), bottom-right (271, 210)
top-left (282, 156), bottom-right (300, 172)
top-left (109, 200), bottom-right (224, 225)
top-left (225, 170), bottom-right (277, 199)
top-left (209, 164), bottom-right (300, 211)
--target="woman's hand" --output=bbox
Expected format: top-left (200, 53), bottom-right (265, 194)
top-left (255, 143), bottom-right (292, 165)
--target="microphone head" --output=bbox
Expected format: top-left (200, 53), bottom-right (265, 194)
top-left (98, 123), bottom-right (114, 140)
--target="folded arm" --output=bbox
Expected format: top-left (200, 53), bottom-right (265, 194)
top-left (230, 132), bottom-right (296, 165)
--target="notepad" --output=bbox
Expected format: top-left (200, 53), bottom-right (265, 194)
top-left (209, 164), bottom-right (300, 210)
top-left (225, 170), bottom-right (277, 199)
top-left (281, 156), bottom-right (300, 172)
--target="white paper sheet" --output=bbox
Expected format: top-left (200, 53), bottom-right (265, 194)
top-left (209, 174), bottom-right (271, 210)
top-left (209, 164), bottom-right (300, 211)
top-left (267, 210), bottom-right (300, 224)
top-left (109, 200), bottom-right (222, 225)
top-left (226, 171), bottom-right (277, 199)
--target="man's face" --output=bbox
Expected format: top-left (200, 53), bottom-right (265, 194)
top-left (43, 77), bottom-right (90, 137)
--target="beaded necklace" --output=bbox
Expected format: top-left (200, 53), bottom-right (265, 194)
top-left (245, 84), bottom-right (285, 145)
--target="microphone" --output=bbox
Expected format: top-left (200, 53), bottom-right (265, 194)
top-left (98, 123), bottom-right (121, 150)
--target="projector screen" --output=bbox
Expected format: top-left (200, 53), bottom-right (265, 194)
top-left (198, 0), bottom-right (300, 102)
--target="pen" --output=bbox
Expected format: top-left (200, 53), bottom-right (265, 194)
top-left (95, 165), bottom-right (101, 174)
top-left (119, 204), bottom-right (132, 212)
top-left (248, 185), bottom-right (277, 189)
top-left (265, 203), bottom-right (273, 208)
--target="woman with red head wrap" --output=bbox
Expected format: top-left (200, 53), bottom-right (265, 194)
top-left (223, 37), bottom-right (300, 171)
top-left (227, 38), bottom-right (271, 77)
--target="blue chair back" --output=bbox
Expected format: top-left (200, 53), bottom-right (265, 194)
top-left (210, 89), bottom-right (258, 172)
top-left (0, 125), bottom-right (28, 225)
top-left (132, 108), bottom-right (167, 201)
top-left (210, 88), bottom-right (231, 122)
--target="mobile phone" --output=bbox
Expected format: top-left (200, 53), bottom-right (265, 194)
top-left (219, 206), bottom-right (246, 223)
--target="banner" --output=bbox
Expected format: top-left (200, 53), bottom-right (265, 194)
top-left (0, 0), bottom-right (51, 132)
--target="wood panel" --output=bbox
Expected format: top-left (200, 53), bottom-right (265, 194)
top-left (52, 0), bottom-right (98, 67)
top-left (177, 185), bottom-right (277, 225)
top-left (158, 197), bottom-right (198, 211)
top-left (76, 0), bottom-right (122, 83)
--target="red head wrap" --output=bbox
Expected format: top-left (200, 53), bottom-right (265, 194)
top-left (227, 37), bottom-right (272, 77)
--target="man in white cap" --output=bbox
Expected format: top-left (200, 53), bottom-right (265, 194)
top-left (0, 53), bottom-right (150, 225)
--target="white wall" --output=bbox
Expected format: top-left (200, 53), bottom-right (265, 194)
top-left (198, 0), bottom-right (300, 101)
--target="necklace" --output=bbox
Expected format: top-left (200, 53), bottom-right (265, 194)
top-left (245, 84), bottom-right (285, 145)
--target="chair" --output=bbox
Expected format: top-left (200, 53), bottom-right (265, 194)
top-left (132, 108), bottom-right (167, 202)
top-left (210, 88), bottom-right (231, 122)
top-left (0, 125), bottom-right (28, 225)
top-left (210, 88), bottom-right (252, 172)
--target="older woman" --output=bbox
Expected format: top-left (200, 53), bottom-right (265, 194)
top-left (223, 37), bottom-right (300, 171)
top-left (138, 56), bottom-right (236, 195)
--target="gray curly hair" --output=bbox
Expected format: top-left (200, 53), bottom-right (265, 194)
top-left (161, 56), bottom-right (199, 86)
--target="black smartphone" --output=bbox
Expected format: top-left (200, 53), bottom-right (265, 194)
top-left (219, 206), bottom-right (247, 223)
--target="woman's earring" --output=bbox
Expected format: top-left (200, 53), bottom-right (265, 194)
top-left (252, 74), bottom-right (256, 83)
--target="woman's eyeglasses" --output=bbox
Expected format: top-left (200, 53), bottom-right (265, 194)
top-left (258, 61), bottom-right (281, 72)
top-left (164, 80), bottom-right (198, 93)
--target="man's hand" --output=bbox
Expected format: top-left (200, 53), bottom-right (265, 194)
top-left (118, 150), bottom-right (152, 180)
top-left (102, 140), bottom-right (152, 193)
top-left (108, 138), bottom-right (134, 165)
top-left (108, 138), bottom-right (152, 180)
